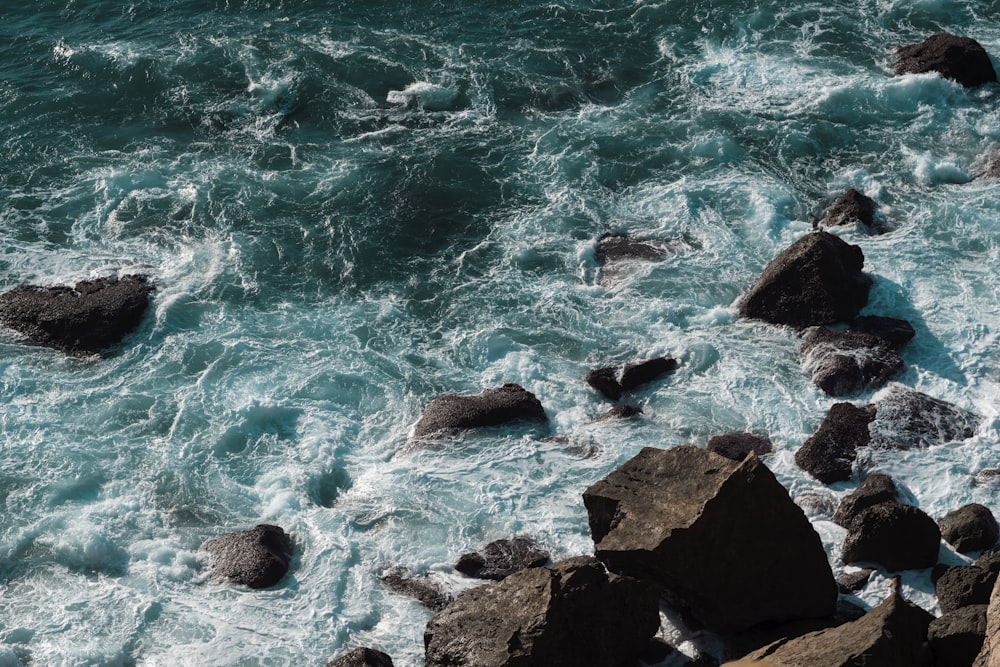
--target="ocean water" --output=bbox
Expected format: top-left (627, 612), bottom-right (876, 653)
top-left (1, 0), bottom-right (1000, 664)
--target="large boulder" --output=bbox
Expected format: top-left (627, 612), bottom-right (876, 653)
top-left (734, 579), bottom-right (933, 666)
top-left (940, 504), bottom-right (1000, 554)
top-left (800, 327), bottom-right (903, 396)
top-left (893, 33), bottom-right (998, 88)
top-left (583, 446), bottom-right (836, 631)
top-left (821, 189), bottom-right (878, 230)
top-left (795, 402), bottom-right (876, 483)
top-left (841, 502), bottom-right (941, 571)
top-left (974, 577), bottom-right (1000, 666)
top-left (869, 384), bottom-right (979, 449)
top-left (706, 433), bottom-right (774, 462)
top-left (202, 524), bottom-right (293, 589)
top-left (455, 536), bottom-right (550, 581)
top-left (738, 231), bottom-right (872, 328)
top-left (423, 556), bottom-right (660, 667)
top-left (936, 566), bottom-right (997, 614)
top-left (0, 274), bottom-right (155, 353)
top-left (831, 473), bottom-right (900, 528)
top-left (325, 648), bottom-right (395, 667)
top-left (413, 383), bottom-right (547, 438)
top-left (931, 605), bottom-right (988, 667)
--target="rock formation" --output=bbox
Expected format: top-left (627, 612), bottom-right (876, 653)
top-left (202, 524), bottom-right (293, 589)
top-left (455, 536), bottom-right (550, 581)
top-left (413, 383), bottom-right (547, 438)
top-left (894, 33), bottom-right (998, 88)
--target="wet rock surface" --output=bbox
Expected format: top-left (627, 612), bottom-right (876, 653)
top-left (894, 33), bottom-right (998, 88)
top-left (796, 402), bottom-right (876, 483)
top-left (454, 537), bottom-right (550, 581)
top-left (413, 383), bottom-right (547, 438)
top-left (800, 327), bottom-right (903, 396)
top-left (382, 569), bottom-right (453, 611)
top-left (203, 524), bottom-right (293, 589)
top-left (821, 189), bottom-right (878, 230)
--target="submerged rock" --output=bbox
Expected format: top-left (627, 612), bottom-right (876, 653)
top-left (739, 231), bottom-right (872, 328)
top-left (849, 315), bottom-right (915, 350)
top-left (841, 501), bottom-right (941, 571)
top-left (736, 579), bottom-right (933, 666)
top-left (594, 404), bottom-right (642, 421)
top-left (0, 274), bottom-right (155, 353)
top-left (821, 189), bottom-right (878, 230)
top-left (585, 366), bottom-right (622, 401)
top-left (382, 569), bottom-right (452, 611)
top-left (940, 504), bottom-right (1000, 554)
top-left (583, 446), bottom-right (836, 631)
top-left (325, 647), bottom-right (395, 667)
top-left (796, 402), bottom-right (876, 484)
top-left (412, 384), bottom-right (547, 438)
top-left (203, 524), bottom-right (293, 589)
top-left (595, 234), bottom-right (674, 265)
top-left (869, 384), bottom-right (979, 450)
top-left (455, 537), bottom-right (550, 581)
top-left (706, 433), bottom-right (773, 462)
top-left (800, 327), bottom-right (903, 396)
top-left (424, 556), bottom-right (659, 667)
top-left (893, 33), bottom-right (998, 88)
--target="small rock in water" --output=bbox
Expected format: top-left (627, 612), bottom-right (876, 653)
top-left (585, 356), bottom-right (678, 401)
top-left (454, 536), bottom-right (550, 581)
top-left (412, 383), bottom-right (547, 438)
top-left (585, 365), bottom-right (622, 401)
top-left (796, 402), bottom-right (876, 484)
top-left (869, 384), bottom-right (979, 450)
top-left (325, 647), bottom-right (395, 667)
top-left (832, 473), bottom-right (901, 528)
top-left (800, 327), bottom-right (903, 396)
top-left (706, 433), bottom-right (773, 462)
top-left (594, 404), bottom-right (642, 422)
top-left (595, 233), bottom-right (674, 265)
top-left (821, 189), bottom-right (879, 231)
top-left (202, 524), bottom-right (293, 589)
top-left (381, 568), bottom-right (452, 611)
top-left (893, 33), bottom-right (998, 88)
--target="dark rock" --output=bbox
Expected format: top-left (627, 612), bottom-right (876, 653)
top-left (455, 537), bottom-right (550, 581)
top-left (976, 548), bottom-right (1000, 576)
top-left (801, 327), bottom-right (903, 396)
top-left (737, 579), bottom-right (933, 665)
top-left (940, 504), bottom-right (1000, 554)
top-left (413, 383), bottom-right (548, 438)
top-left (849, 315), bottom-right (916, 350)
top-left (795, 402), bottom-right (876, 484)
top-left (894, 33), bottom-right (998, 88)
top-left (583, 446), bottom-right (836, 632)
top-left (203, 524), bottom-right (293, 589)
top-left (738, 231), bottom-right (872, 328)
top-left (936, 566), bottom-right (997, 614)
top-left (424, 556), bottom-right (660, 667)
top-left (930, 605), bottom-right (988, 667)
top-left (0, 274), bottom-right (155, 353)
top-left (382, 569), bottom-right (452, 611)
top-left (639, 638), bottom-right (678, 664)
top-left (585, 366), bottom-right (622, 401)
top-left (725, 599), bottom-right (869, 659)
top-left (595, 234), bottom-right (673, 265)
top-left (821, 189), bottom-right (877, 229)
top-left (832, 473), bottom-right (900, 528)
top-left (594, 404), bottom-right (642, 421)
top-left (841, 501), bottom-right (941, 571)
top-left (837, 568), bottom-right (874, 593)
top-left (974, 577), bottom-right (1000, 666)
top-left (620, 357), bottom-right (678, 392)
top-left (869, 385), bottom-right (979, 450)
top-left (978, 150), bottom-right (1000, 180)
top-left (325, 647), bottom-right (395, 667)
top-left (706, 433), bottom-right (773, 462)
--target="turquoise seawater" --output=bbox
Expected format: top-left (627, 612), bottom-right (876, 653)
top-left (2, 1), bottom-right (1000, 664)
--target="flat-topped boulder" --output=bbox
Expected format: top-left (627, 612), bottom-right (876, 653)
top-left (583, 446), bottom-right (836, 631)
top-left (940, 504), bottom-right (999, 554)
top-left (0, 274), bottom-right (155, 353)
top-left (801, 327), bottom-right (903, 396)
top-left (894, 33), bottom-right (998, 88)
top-left (413, 383), bottom-right (547, 438)
top-left (739, 231), bottom-right (872, 328)
top-left (424, 556), bottom-right (659, 667)
top-left (821, 189), bottom-right (878, 230)
top-left (325, 647), bottom-right (395, 667)
top-left (455, 536), bottom-right (550, 581)
top-left (202, 524), bottom-right (293, 589)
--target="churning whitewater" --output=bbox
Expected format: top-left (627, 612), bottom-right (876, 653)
top-left (1, 0), bottom-right (1000, 665)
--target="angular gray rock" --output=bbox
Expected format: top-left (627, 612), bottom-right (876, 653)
top-left (203, 524), bottom-right (293, 589)
top-left (413, 383), bottom-right (547, 438)
top-left (801, 327), bottom-right (903, 396)
top-left (930, 605), bottom-right (988, 667)
top-left (455, 536), bottom-right (550, 581)
top-left (894, 33), bottom-right (998, 88)
top-left (583, 446), bottom-right (836, 631)
top-left (325, 647), bottom-right (395, 667)
top-left (424, 556), bottom-right (660, 667)
top-left (706, 433), bottom-right (773, 462)
top-left (0, 274), bottom-right (155, 353)
top-left (821, 189), bottom-right (877, 230)
top-left (940, 504), bottom-right (1000, 554)
top-left (738, 231), bottom-right (872, 328)
top-left (795, 402), bottom-right (876, 484)
top-left (737, 579), bottom-right (933, 665)
top-left (841, 502), bottom-right (941, 571)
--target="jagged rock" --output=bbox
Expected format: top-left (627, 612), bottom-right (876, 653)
top-left (325, 647), bottom-right (395, 667)
top-left (736, 579), bottom-right (933, 665)
top-left (724, 600), bottom-right (869, 660)
top-left (801, 327), bottom-right (903, 396)
top-left (977, 549), bottom-right (1000, 576)
top-left (706, 433), bottom-right (774, 462)
top-left (382, 569), bottom-right (452, 611)
top-left (0, 274), bottom-right (155, 353)
top-left (821, 189), bottom-right (878, 230)
top-left (841, 501), bottom-right (941, 571)
top-left (585, 366), bottom-right (622, 401)
top-left (936, 566), bottom-right (997, 614)
top-left (849, 315), bottom-right (915, 350)
top-left (455, 537), bottom-right (550, 580)
top-left (930, 605), bottom-right (988, 667)
top-left (203, 524), bottom-right (293, 589)
top-left (974, 577), bottom-right (1000, 666)
top-left (894, 33), bottom-right (998, 88)
top-left (424, 556), bottom-right (660, 667)
top-left (620, 357), bottom-right (678, 392)
top-left (832, 473), bottom-right (900, 528)
top-left (595, 234), bottom-right (673, 264)
top-left (583, 446), bottom-right (836, 631)
top-left (413, 383), bottom-right (547, 438)
top-left (837, 569), bottom-right (874, 593)
top-left (940, 504), bottom-right (1000, 554)
top-left (738, 231), bottom-right (872, 328)
top-left (795, 402), bottom-right (876, 484)
top-left (869, 384), bottom-right (979, 450)
top-left (594, 404), bottom-right (642, 421)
